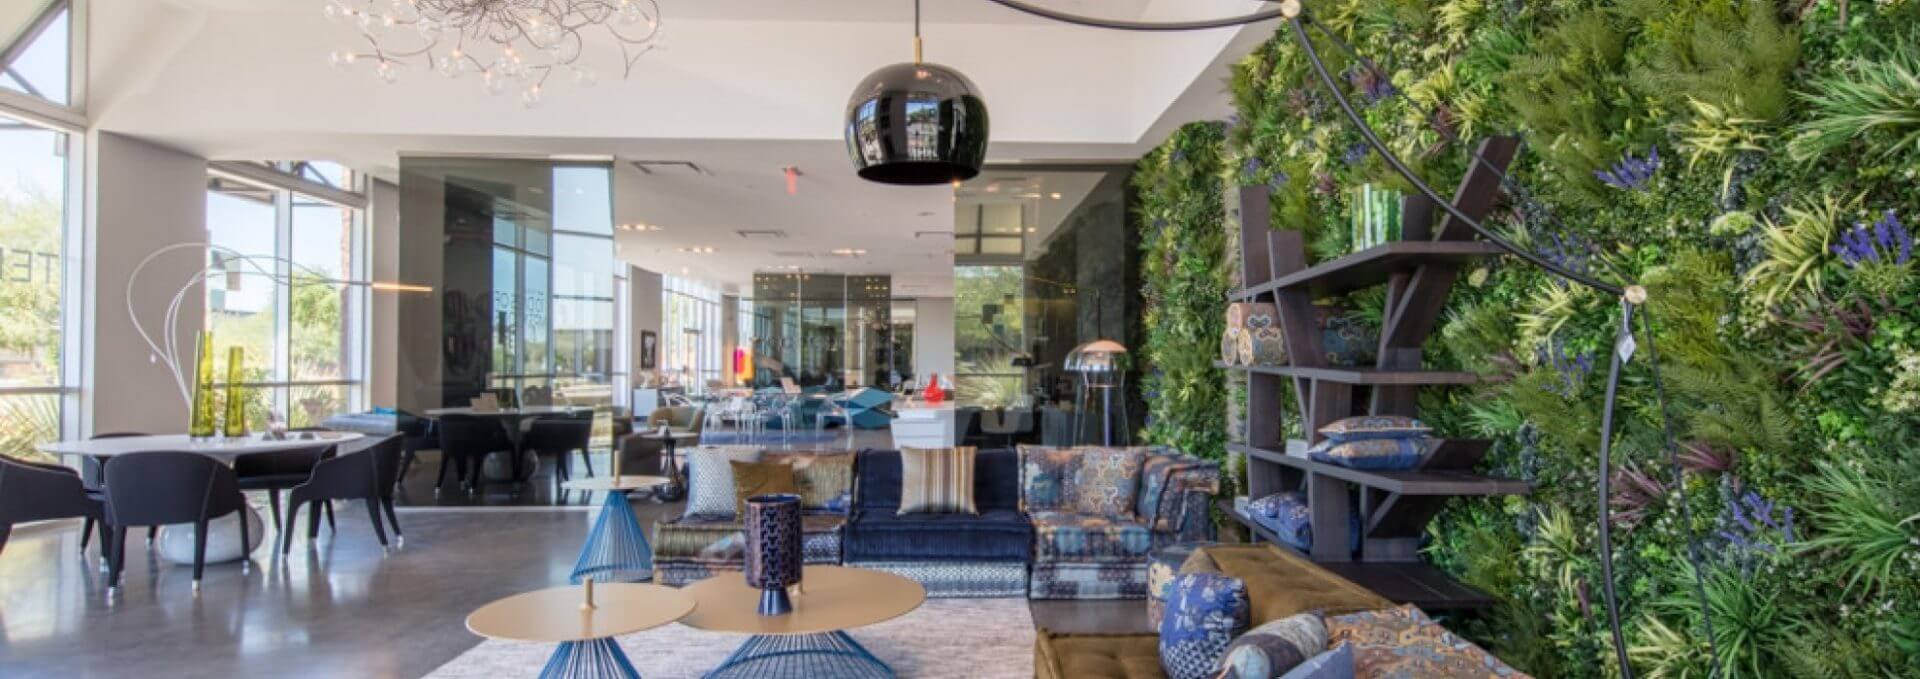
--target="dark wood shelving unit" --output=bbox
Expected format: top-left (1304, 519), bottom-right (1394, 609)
top-left (1222, 136), bottom-right (1530, 610)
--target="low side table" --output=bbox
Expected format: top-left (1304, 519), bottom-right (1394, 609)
top-left (636, 430), bottom-right (698, 501)
top-left (562, 475), bottom-right (670, 584)
top-left (680, 565), bottom-right (926, 678)
top-left (467, 581), bottom-right (695, 679)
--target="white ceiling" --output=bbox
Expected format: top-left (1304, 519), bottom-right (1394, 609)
top-left (85, 0), bottom-right (1278, 294)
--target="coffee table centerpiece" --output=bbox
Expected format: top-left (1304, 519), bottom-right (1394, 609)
top-left (743, 493), bottom-right (804, 615)
top-left (681, 565), bottom-right (926, 678)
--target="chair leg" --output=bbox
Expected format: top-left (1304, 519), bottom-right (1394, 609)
top-left (147, 526), bottom-right (158, 545)
top-left (381, 497), bottom-right (403, 538)
top-left (81, 517), bottom-right (94, 552)
top-left (236, 509), bottom-right (251, 571)
top-left (108, 526), bottom-right (128, 591)
top-left (435, 452), bottom-right (451, 490)
top-left (365, 498), bottom-right (389, 547)
top-left (0, 523), bottom-right (10, 555)
top-left (266, 491), bottom-right (283, 529)
top-left (308, 502), bottom-right (323, 539)
top-left (324, 502), bottom-right (336, 533)
top-left (191, 519), bottom-right (209, 590)
top-left (281, 501), bottom-right (301, 555)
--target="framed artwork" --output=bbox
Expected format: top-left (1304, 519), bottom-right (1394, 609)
top-left (640, 330), bottom-right (658, 369)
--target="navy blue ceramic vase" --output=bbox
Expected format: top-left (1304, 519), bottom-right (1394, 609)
top-left (744, 493), bottom-right (803, 616)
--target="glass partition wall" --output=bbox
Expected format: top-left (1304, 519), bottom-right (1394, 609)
top-left (396, 158), bottom-right (617, 418)
top-left (741, 273), bottom-right (893, 391)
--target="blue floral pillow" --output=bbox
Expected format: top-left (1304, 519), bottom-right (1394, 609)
top-left (1307, 438), bottom-right (1430, 471)
top-left (1248, 492), bottom-right (1313, 551)
top-left (1159, 572), bottom-right (1251, 679)
top-left (1317, 415), bottom-right (1430, 443)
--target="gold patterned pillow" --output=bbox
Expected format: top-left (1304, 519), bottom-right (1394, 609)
top-left (897, 446), bottom-right (978, 515)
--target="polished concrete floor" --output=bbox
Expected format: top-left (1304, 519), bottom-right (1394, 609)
top-left (1, 482), bottom-right (1143, 678)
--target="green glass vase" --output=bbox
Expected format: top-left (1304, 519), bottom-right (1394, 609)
top-left (189, 332), bottom-right (218, 439)
top-left (223, 346), bottom-right (248, 438)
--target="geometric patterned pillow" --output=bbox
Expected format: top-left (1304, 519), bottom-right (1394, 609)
top-left (1073, 447), bottom-right (1147, 517)
top-left (1158, 572), bottom-right (1250, 679)
top-left (1018, 444), bottom-right (1082, 511)
top-left (681, 445), bottom-right (765, 520)
top-left (1216, 612), bottom-right (1330, 679)
top-left (1306, 437), bottom-right (1430, 471)
top-left (1325, 605), bottom-right (1528, 678)
top-left (1317, 415), bottom-right (1430, 443)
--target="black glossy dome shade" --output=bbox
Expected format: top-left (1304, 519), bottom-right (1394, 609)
top-left (845, 62), bottom-right (989, 185)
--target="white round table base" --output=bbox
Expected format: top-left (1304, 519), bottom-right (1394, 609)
top-left (156, 506), bottom-right (266, 565)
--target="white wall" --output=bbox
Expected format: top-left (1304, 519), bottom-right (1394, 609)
top-left (367, 178), bottom-right (399, 408)
top-left (82, 132), bottom-right (208, 435)
top-left (630, 264), bottom-right (662, 381)
top-left (913, 297), bottom-right (955, 384)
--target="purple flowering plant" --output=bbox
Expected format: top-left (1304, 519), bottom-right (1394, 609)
top-left (1595, 145), bottom-right (1661, 191)
top-left (1831, 209), bottom-right (1911, 268)
top-left (1717, 488), bottom-right (1795, 567)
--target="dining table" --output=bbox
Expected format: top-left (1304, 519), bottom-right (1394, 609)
top-left (37, 431), bottom-right (368, 565)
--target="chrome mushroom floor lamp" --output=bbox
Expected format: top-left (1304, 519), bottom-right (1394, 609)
top-left (972, 1), bottom-right (1724, 676)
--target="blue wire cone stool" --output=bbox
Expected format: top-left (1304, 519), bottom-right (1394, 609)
top-left (565, 476), bottom-right (669, 584)
top-left (542, 638), bottom-right (643, 679)
top-left (704, 631), bottom-right (893, 678)
top-left (467, 582), bottom-right (693, 679)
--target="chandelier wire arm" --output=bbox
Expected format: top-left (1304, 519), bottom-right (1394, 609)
top-left (977, 0), bottom-right (1287, 31)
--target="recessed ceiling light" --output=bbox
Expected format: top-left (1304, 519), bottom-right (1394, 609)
top-left (1049, 192), bottom-right (1062, 200)
top-left (1015, 192), bottom-right (1041, 199)
top-left (1026, 227), bottom-right (1037, 233)
top-left (829, 248), bottom-right (868, 256)
top-left (677, 246), bottom-right (716, 254)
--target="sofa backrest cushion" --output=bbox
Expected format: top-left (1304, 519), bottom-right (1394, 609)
top-left (1203, 545), bottom-right (1392, 626)
top-left (856, 448), bottom-right (1020, 513)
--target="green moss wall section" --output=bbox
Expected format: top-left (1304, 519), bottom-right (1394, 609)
top-left (1135, 1), bottom-right (1920, 676)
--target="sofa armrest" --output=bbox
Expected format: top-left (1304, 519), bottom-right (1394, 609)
top-left (1142, 455), bottom-right (1220, 537)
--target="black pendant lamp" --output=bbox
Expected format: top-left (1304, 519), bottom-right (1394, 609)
top-left (844, 0), bottom-right (989, 185)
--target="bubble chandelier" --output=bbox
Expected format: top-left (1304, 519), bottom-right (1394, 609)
top-left (323, 0), bottom-right (662, 107)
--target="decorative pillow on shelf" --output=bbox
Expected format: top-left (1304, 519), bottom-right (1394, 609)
top-left (1247, 492), bottom-right (1313, 551)
top-left (1018, 444), bottom-right (1082, 511)
top-left (730, 460), bottom-right (800, 517)
top-left (1279, 643), bottom-right (1355, 679)
top-left (1317, 415), bottom-right (1431, 443)
top-left (1216, 612), bottom-right (1331, 679)
top-left (1158, 572), bottom-right (1251, 679)
top-left (1073, 447), bottom-right (1148, 517)
top-left (681, 446), bottom-right (765, 520)
top-left (766, 451), bottom-right (854, 511)
top-left (1307, 437), bottom-right (1431, 471)
top-left (897, 446), bottom-right (979, 515)
top-left (1326, 605), bottom-right (1527, 678)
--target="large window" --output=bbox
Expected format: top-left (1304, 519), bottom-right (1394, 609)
top-left (206, 170), bottom-right (367, 429)
top-left (0, 0), bottom-right (71, 107)
top-left (0, 112), bottom-right (77, 462)
top-left (663, 276), bottom-right (722, 391)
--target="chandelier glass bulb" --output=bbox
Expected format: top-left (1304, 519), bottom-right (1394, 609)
top-left (328, 0), bottom-right (662, 102)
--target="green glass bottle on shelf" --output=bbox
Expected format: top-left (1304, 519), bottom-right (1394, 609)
top-left (223, 346), bottom-right (248, 438)
top-left (189, 332), bottom-right (218, 439)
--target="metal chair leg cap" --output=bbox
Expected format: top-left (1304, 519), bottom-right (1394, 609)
top-left (192, 580), bottom-right (202, 594)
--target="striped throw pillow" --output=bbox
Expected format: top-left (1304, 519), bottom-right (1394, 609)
top-left (897, 446), bottom-right (978, 515)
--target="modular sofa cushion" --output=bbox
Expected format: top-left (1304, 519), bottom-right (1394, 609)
top-left (1326, 605), bottom-right (1527, 678)
top-left (1204, 545), bottom-right (1393, 626)
top-left (1074, 447), bottom-right (1148, 517)
top-left (898, 446), bottom-right (979, 514)
top-left (1018, 444), bottom-right (1082, 511)
top-left (855, 448), bottom-right (1022, 513)
top-left (1036, 630), bottom-right (1167, 679)
top-left (1032, 511), bottom-right (1158, 562)
top-left (843, 507), bottom-right (1033, 562)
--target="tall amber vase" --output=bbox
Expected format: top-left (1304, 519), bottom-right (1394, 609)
top-left (189, 332), bottom-right (218, 439)
top-left (223, 346), bottom-right (248, 438)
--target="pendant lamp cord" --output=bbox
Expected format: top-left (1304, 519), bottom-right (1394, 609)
top-left (913, 0), bottom-right (923, 63)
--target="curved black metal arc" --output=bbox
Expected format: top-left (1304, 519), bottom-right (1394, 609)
top-left (1285, 17), bottom-right (1625, 297)
top-left (1596, 300), bottom-right (1638, 679)
top-left (977, 0), bottom-right (1286, 31)
top-left (1637, 305), bottom-right (1726, 679)
top-left (1300, 16), bottom-right (1636, 285)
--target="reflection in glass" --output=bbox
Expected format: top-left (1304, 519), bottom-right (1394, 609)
top-left (742, 274), bottom-right (892, 390)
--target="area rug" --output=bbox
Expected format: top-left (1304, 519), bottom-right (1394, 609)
top-left (426, 598), bottom-right (1035, 678)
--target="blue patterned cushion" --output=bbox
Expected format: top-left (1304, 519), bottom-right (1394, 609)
top-left (1032, 511), bottom-right (1158, 561)
top-left (1159, 572), bottom-right (1251, 679)
top-left (1327, 605), bottom-right (1524, 677)
top-left (1248, 492), bottom-right (1313, 551)
top-left (1018, 445), bottom-right (1081, 511)
top-left (1307, 438), bottom-right (1430, 471)
top-left (1218, 613), bottom-right (1330, 678)
top-left (1317, 415), bottom-right (1430, 443)
top-left (681, 445), bottom-right (765, 519)
top-left (1074, 447), bottom-right (1147, 517)
top-left (1279, 643), bottom-right (1355, 679)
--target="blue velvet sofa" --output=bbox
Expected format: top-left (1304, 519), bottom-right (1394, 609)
top-left (842, 448), bottom-right (1034, 598)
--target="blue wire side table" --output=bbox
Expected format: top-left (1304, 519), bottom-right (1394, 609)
top-left (466, 580), bottom-right (695, 679)
top-left (562, 475), bottom-right (670, 584)
top-left (679, 565), bottom-right (927, 679)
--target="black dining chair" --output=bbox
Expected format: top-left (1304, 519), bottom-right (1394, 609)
top-left (0, 455), bottom-right (109, 557)
top-left (523, 412), bottom-right (595, 495)
top-left (235, 442), bottom-right (334, 533)
top-left (281, 434), bottom-right (405, 554)
top-left (101, 452), bottom-right (249, 594)
top-left (436, 414), bottom-right (514, 494)
top-left (79, 432), bottom-right (150, 553)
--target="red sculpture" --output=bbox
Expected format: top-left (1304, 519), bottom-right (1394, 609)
top-left (922, 373), bottom-right (946, 403)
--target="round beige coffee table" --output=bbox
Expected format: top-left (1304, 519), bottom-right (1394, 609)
top-left (680, 565), bottom-right (925, 678)
top-left (467, 581), bottom-right (694, 679)
top-left (561, 475), bottom-right (671, 585)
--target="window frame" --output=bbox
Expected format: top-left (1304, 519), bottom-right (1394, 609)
top-left (0, 0), bottom-right (85, 127)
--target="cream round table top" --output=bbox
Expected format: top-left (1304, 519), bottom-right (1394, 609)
top-left (679, 565), bottom-right (925, 636)
top-left (36, 432), bottom-right (365, 458)
top-left (560, 475), bottom-right (671, 492)
top-left (467, 583), bottom-right (695, 643)
top-left (425, 405), bottom-right (588, 417)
